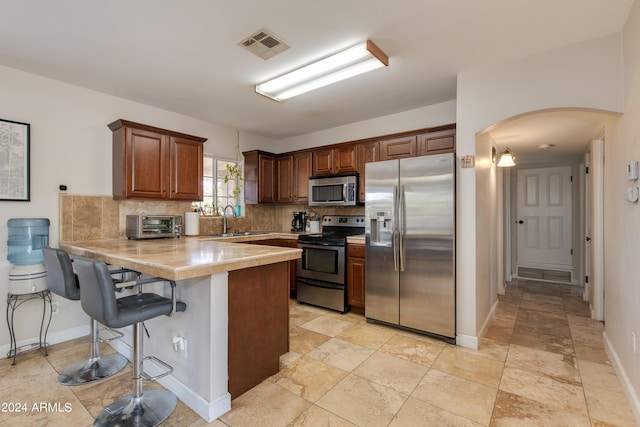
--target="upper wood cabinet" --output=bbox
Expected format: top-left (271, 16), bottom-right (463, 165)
top-left (276, 155), bottom-right (293, 203)
top-left (312, 145), bottom-right (357, 175)
top-left (243, 150), bottom-right (276, 204)
top-left (258, 154), bottom-right (276, 203)
top-left (312, 148), bottom-right (333, 176)
top-left (379, 135), bottom-right (417, 161)
top-left (109, 119), bottom-right (206, 200)
top-left (417, 128), bottom-right (456, 155)
top-left (356, 141), bottom-right (379, 202)
top-left (244, 125), bottom-right (454, 204)
top-left (293, 151), bottom-right (312, 202)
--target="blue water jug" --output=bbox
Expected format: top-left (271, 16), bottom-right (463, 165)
top-left (7, 218), bottom-right (50, 266)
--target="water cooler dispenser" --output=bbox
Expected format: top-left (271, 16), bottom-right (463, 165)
top-left (7, 218), bottom-right (50, 295)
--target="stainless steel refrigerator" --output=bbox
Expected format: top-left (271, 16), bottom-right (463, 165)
top-left (365, 153), bottom-right (455, 342)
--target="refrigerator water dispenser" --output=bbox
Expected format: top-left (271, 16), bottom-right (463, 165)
top-left (370, 212), bottom-right (393, 246)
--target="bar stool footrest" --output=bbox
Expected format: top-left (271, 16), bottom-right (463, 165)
top-left (141, 355), bottom-right (174, 381)
top-left (97, 326), bottom-right (124, 343)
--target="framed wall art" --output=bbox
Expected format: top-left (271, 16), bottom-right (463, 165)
top-left (0, 118), bottom-right (30, 201)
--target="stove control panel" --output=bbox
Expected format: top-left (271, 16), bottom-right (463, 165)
top-left (322, 215), bottom-right (365, 227)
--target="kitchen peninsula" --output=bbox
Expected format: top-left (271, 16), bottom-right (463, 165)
top-left (60, 235), bottom-right (301, 422)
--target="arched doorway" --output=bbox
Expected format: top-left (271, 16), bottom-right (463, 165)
top-left (477, 108), bottom-right (616, 321)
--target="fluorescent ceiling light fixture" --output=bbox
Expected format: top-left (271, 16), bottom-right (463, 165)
top-left (497, 148), bottom-right (516, 167)
top-left (255, 40), bottom-right (388, 102)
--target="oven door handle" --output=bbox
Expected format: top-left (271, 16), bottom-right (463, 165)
top-left (298, 242), bottom-right (344, 247)
top-left (297, 277), bottom-right (345, 290)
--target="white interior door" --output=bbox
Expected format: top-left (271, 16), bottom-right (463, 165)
top-left (516, 166), bottom-right (573, 276)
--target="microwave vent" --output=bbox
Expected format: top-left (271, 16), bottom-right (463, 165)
top-left (238, 29), bottom-right (290, 60)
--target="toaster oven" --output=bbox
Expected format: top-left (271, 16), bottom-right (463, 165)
top-left (126, 215), bottom-right (182, 239)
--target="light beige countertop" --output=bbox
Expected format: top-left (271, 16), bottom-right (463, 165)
top-left (60, 234), bottom-right (301, 281)
top-left (346, 235), bottom-right (366, 244)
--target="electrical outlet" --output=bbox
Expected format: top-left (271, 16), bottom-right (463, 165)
top-left (52, 301), bottom-right (59, 315)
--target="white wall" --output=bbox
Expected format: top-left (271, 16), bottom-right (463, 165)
top-left (0, 65), bottom-right (265, 349)
top-left (475, 132), bottom-right (499, 336)
top-left (602, 0), bottom-right (640, 418)
top-left (456, 33), bottom-right (624, 346)
top-left (274, 100), bottom-right (457, 152)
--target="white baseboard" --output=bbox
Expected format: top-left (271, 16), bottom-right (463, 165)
top-left (456, 298), bottom-right (498, 351)
top-left (456, 333), bottom-right (478, 350)
top-left (480, 300), bottom-right (499, 338)
top-left (602, 331), bottom-right (640, 425)
top-left (0, 324), bottom-right (89, 358)
top-left (109, 335), bottom-right (230, 422)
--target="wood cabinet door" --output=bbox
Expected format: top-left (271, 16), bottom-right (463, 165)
top-left (380, 136), bottom-right (417, 160)
top-left (169, 136), bottom-right (203, 200)
top-left (357, 141), bottom-right (379, 202)
top-left (245, 239), bottom-right (298, 294)
top-left (125, 127), bottom-right (168, 199)
top-left (334, 145), bottom-right (358, 174)
top-left (347, 245), bottom-right (366, 310)
top-left (417, 129), bottom-right (456, 155)
top-left (312, 148), bottom-right (333, 175)
top-left (293, 151), bottom-right (311, 202)
top-left (276, 155), bottom-right (293, 202)
top-left (259, 155), bottom-right (276, 203)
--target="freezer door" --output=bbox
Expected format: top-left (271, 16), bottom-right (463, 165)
top-left (365, 159), bottom-right (400, 324)
top-left (399, 154), bottom-right (455, 337)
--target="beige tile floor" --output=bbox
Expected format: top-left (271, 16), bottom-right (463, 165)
top-left (0, 279), bottom-right (636, 426)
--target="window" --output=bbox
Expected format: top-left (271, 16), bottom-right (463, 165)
top-left (194, 155), bottom-right (243, 216)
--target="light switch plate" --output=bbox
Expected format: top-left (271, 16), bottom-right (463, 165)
top-left (461, 155), bottom-right (475, 168)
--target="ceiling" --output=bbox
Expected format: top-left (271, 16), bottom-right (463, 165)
top-left (485, 109), bottom-right (618, 165)
top-left (0, 0), bottom-right (633, 150)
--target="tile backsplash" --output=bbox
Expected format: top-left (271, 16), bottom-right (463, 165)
top-left (59, 194), bottom-right (365, 242)
top-left (59, 194), bottom-right (191, 242)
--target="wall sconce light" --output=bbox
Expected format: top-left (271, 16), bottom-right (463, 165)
top-left (497, 148), bottom-right (516, 167)
top-left (255, 40), bottom-right (389, 102)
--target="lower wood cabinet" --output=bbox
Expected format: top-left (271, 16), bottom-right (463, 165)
top-left (228, 262), bottom-right (289, 399)
top-left (347, 243), bottom-right (366, 313)
top-left (245, 238), bottom-right (298, 295)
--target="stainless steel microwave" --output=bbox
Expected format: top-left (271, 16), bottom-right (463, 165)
top-left (308, 174), bottom-right (357, 206)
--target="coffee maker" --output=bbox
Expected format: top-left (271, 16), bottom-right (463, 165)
top-left (291, 212), bottom-right (306, 232)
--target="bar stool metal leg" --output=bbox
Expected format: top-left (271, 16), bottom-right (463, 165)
top-left (94, 322), bottom-right (176, 426)
top-left (57, 319), bottom-right (128, 386)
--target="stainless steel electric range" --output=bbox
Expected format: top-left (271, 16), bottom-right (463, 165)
top-left (296, 215), bottom-right (365, 313)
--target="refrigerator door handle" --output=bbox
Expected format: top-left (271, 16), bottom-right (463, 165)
top-left (399, 184), bottom-right (405, 272)
top-left (392, 184), bottom-right (398, 271)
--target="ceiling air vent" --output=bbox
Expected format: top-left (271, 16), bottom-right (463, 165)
top-left (238, 29), bottom-right (290, 60)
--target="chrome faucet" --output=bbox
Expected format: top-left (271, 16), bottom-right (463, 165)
top-left (222, 205), bottom-right (236, 235)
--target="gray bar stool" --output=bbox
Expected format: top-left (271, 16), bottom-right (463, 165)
top-left (43, 247), bottom-right (128, 386)
top-left (74, 256), bottom-right (186, 427)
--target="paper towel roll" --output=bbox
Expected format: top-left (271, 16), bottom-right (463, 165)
top-left (185, 212), bottom-right (200, 236)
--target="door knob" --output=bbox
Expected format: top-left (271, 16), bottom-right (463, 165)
top-left (586, 237), bottom-right (592, 241)
top-left (518, 220), bottom-right (524, 224)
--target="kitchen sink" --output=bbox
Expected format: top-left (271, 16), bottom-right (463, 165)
top-left (233, 231), bottom-right (269, 236)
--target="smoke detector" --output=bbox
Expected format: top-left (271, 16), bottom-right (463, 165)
top-left (238, 29), bottom-right (290, 60)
